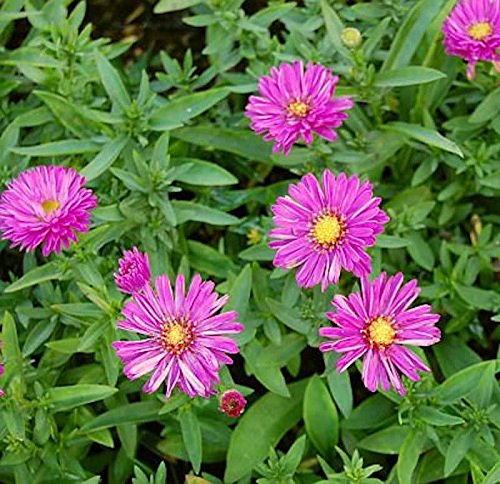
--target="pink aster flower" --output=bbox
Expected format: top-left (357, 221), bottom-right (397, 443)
top-left (442, 0), bottom-right (500, 79)
top-left (114, 247), bottom-right (151, 295)
top-left (0, 165), bottom-right (97, 256)
top-left (319, 272), bottom-right (441, 396)
top-left (112, 274), bottom-right (244, 398)
top-left (269, 170), bottom-right (388, 291)
top-left (245, 60), bottom-right (354, 155)
top-left (219, 389), bottom-right (247, 418)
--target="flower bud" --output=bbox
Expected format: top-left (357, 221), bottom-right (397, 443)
top-left (219, 389), bottom-right (247, 418)
top-left (341, 28), bottom-right (362, 48)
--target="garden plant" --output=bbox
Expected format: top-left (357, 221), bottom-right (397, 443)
top-left (0, 0), bottom-right (499, 483)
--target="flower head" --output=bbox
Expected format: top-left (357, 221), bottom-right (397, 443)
top-left (319, 272), bottom-right (441, 396)
top-left (245, 61), bottom-right (354, 155)
top-left (113, 274), bottom-right (244, 398)
top-left (269, 170), bottom-right (388, 291)
top-left (219, 389), bottom-right (247, 418)
top-left (114, 247), bottom-right (151, 294)
top-left (0, 165), bottom-right (97, 256)
top-left (442, 0), bottom-right (500, 78)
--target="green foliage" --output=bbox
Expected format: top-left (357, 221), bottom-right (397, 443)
top-left (0, 0), bottom-right (498, 482)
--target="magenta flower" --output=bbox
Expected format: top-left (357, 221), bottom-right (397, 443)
top-left (219, 389), bottom-right (247, 418)
top-left (245, 60), bottom-right (354, 155)
top-left (442, 0), bottom-right (500, 79)
top-left (0, 165), bottom-right (97, 256)
top-left (113, 274), bottom-right (244, 398)
top-left (319, 272), bottom-right (441, 396)
top-left (114, 247), bottom-right (151, 295)
top-left (269, 170), bottom-right (388, 291)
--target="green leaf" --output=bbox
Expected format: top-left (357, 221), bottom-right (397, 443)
top-left (325, 353), bottom-right (353, 418)
top-left (48, 384), bottom-right (118, 412)
top-left (359, 425), bottom-right (409, 454)
top-left (433, 336), bottom-right (481, 378)
top-left (80, 135), bottom-right (128, 181)
top-left (430, 361), bottom-right (498, 404)
top-left (320, 0), bottom-right (351, 61)
top-left (397, 429), bottom-right (426, 484)
top-left (172, 127), bottom-right (272, 164)
top-left (171, 158), bottom-right (237, 185)
top-left (385, 122), bottom-right (463, 157)
top-left (11, 139), bottom-right (100, 156)
top-left (22, 317), bottom-right (57, 357)
top-left (150, 88), bottom-right (229, 130)
top-left (224, 379), bottom-right (307, 482)
top-left (484, 461), bottom-right (500, 484)
top-left (5, 262), bottom-right (64, 293)
top-left (226, 264), bottom-right (252, 317)
top-left (444, 428), bottom-right (473, 476)
top-left (95, 51), bottom-right (131, 111)
top-left (412, 158), bottom-right (438, 186)
top-left (381, 0), bottom-right (443, 71)
top-left (469, 87), bottom-right (500, 124)
top-left (303, 375), bottom-right (339, 460)
top-left (239, 243), bottom-right (275, 262)
top-left (376, 234), bottom-right (408, 248)
top-left (453, 283), bottom-right (497, 311)
top-left (419, 407), bottom-right (464, 426)
top-left (406, 231), bottom-right (435, 271)
top-left (374, 66), bottom-right (446, 87)
top-left (2, 312), bottom-right (23, 374)
top-left (179, 406), bottom-right (202, 474)
top-left (266, 298), bottom-right (310, 335)
top-left (154, 0), bottom-right (200, 13)
top-left (172, 200), bottom-right (239, 225)
top-left (343, 394), bottom-right (395, 430)
top-left (35, 91), bottom-right (102, 138)
top-left (0, 48), bottom-right (63, 68)
top-left (187, 240), bottom-right (237, 278)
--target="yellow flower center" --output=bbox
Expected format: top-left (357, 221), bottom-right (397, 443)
top-left (160, 320), bottom-right (194, 355)
top-left (367, 316), bottom-right (396, 347)
top-left (468, 21), bottom-right (493, 40)
top-left (41, 199), bottom-right (60, 215)
top-left (287, 100), bottom-right (310, 118)
top-left (311, 213), bottom-right (346, 248)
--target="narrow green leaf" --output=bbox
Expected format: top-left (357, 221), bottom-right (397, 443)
top-left (187, 240), bottom-right (237, 278)
top-left (406, 231), bottom-right (435, 271)
top-left (80, 135), bottom-right (128, 181)
top-left (376, 234), bottom-right (408, 248)
top-left (381, 0), bottom-right (443, 71)
top-left (239, 243), bottom-right (275, 262)
top-left (225, 380), bottom-right (307, 482)
top-left (171, 158), bottom-right (237, 185)
top-left (5, 262), bottom-right (64, 293)
top-left (385, 122), bottom-right (463, 157)
top-left (95, 51), bottom-right (131, 111)
top-left (397, 429), bottom-right (426, 484)
top-left (2, 312), bottom-right (23, 374)
top-left (419, 407), bottom-right (464, 426)
top-left (48, 384), bottom-right (118, 412)
top-left (154, 0), bottom-right (200, 13)
top-left (179, 406), bottom-right (202, 474)
top-left (444, 428), bottom-right (473, 476)
top-left (22, 317), bottom-right (58, 357)
top-left (469, 87), bottom-right (500, 124)
top-left (150, 88), bottom-right (229, 130)
top-left (304, 375), bottom-right (339, 460)
top-left (226, 264), bottom-right (252, 317)
top-left (266, 298), bottom-right (310, 335)
top-left (320, 0), bottom-right (351, 60)
top-left (359, 425), bottom-right (409, 454)
top-left (11, 139), bottom-right (100, 157)
top-left (374, 66), bottom-right (446, 87)
top-left (172, 200), bottom-right (239, 225)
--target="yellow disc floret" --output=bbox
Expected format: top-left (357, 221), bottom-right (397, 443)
top-left (41, 199), bottom-right (60, 215)
top-left (468, 21), bottom-right (493, 40)
top-left (311, 212), bottom-right (346, 249)
top-left (160, 320), bottom-right (194, 355)
top-left (367, 316), bottom-right (396, 347)
top-left (287, 100), bottom-right (310, 118)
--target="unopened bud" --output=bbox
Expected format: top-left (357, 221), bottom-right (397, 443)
top-left (341, 28), bottom-right (362, 48)
top-left (219, 389), bottom-right (247, 418)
